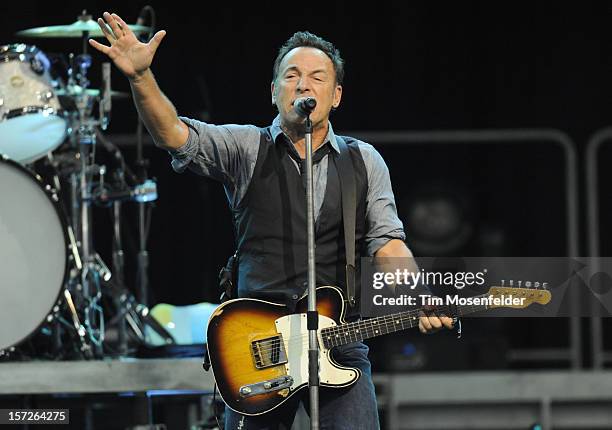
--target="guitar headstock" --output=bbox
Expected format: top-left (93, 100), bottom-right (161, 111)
top-left (486, 280), bottom-right (551, 309)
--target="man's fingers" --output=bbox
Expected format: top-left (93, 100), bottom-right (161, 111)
top-left (418, 319), bottom-right (427, 333)
top-left (112, 14), bottom-right (133, 37)
top-left (88, 38), bottom-right (110, 55)
top-left (419, 316), bottom-right (432, 331)
top-left (419, 314), bottom-right (456, 333)
top-left (103, 11), bottom-right (124, 38)
top-left (441, 316), bottom-right (454, 329)
top-left (97, 18), bottom-right (115, 44)
top-left (428, 315), bottom-right (442, 329)
top-left (148, 30), bottom-right (167, 54)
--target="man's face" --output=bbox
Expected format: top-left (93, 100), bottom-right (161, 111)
top-left (271, 47), bottom-right (342, 129)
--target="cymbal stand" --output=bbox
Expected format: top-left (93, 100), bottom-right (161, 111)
top-left (135, 122), bottom-right (152, 308)
top-left (94, 132), bottom-right (168, 353)
top-left (66, 29), bottom-right (109, 357)
top-left (134, 10), bottom-right (157, 308)
top-left (112, 199), bottom-right (129, 355)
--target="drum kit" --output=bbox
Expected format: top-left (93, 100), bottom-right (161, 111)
top-left (0, 10), bottom-right (173, 360)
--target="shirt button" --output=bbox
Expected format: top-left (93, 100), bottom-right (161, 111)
top-left (292, 294), bottom-right (299, 300)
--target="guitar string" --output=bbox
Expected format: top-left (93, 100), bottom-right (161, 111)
top-left (250, 303), bottom-right (480, 356)
top-left (250, 300), bottom-right (491, 355)
top-left (250, 291), bottom-right (542, 355)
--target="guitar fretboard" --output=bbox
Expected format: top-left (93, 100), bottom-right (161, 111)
top-left (320, 294), bottom-right (490, 348)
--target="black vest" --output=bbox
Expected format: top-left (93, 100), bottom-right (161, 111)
top-left (232, 128), bottom-right (368, 317)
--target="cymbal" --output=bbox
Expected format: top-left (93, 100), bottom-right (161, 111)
top-left (16, 19), bottom-right (151, 38)
top-left (56, 85), bottom-right (130, 99)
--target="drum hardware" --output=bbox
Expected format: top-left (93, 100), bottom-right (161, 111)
top-left (61, 288), bottom-right (94, 359)
top-left (0, 10), bottom-right (166, 361)
top-left (64, 38), bottom-right (106, 357)
top-left (103, 281), bottom-right (175, 356)
top-left (90, 179), bottom-right (158, 205)
top-left (135, 120), bottom-right (153, 307)
top-left (132, 8), bottom-right (157, 308)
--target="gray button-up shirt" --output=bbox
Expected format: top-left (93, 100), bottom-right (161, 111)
top-left (168, 115), bottom-right (405, 255)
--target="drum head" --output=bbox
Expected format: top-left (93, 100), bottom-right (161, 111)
top-left (0, 113), bottom-right (66, 164)
top-left (0, 158), bottom-right (67, 350)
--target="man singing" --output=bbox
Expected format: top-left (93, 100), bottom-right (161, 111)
top-left (90, 12), bottom-right (453, 429)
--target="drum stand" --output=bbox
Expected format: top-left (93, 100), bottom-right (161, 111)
top-left (41, 28), bottom-right (113, 358)
top-left (59, 23), bottom-right (167, 358)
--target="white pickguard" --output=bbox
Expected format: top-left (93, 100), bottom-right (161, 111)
top-left (274, 314), bottom-right (359, 390)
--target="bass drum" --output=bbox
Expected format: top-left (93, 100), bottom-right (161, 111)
top-left (0, 156), bottom-right (68, 351)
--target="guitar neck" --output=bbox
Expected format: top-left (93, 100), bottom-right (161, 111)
top-left (321, 294), bottom-right (490, 348)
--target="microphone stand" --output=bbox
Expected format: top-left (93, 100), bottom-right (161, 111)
top-left (304, 114), bottom-right (320, 429)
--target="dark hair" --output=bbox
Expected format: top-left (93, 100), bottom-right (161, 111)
top-left (272, 31), bottom-right (345, 85)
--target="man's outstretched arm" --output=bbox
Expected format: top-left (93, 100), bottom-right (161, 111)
top-left (89, 11), bottom-right (188, 150)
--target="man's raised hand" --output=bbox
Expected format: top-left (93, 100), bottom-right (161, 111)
top-left (88, 12), bottom-right (166, 80)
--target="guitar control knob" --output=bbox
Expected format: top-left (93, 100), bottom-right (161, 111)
top-left (240, 387), bottom-right (252, 395)
top-left (264, 382), bottom-right (272, 389)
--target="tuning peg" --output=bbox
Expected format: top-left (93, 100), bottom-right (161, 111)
top-left (525, 281), bottom-right (532, 288)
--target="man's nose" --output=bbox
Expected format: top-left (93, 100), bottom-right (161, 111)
top-left (296, 76), bottom-right (311, 93)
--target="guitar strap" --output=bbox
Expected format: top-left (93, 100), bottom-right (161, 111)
top-left (333, 135), bottom-right (357, 308)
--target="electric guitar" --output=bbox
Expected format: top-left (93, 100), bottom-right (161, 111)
top-left (205, 284), bottom-right (550, 415)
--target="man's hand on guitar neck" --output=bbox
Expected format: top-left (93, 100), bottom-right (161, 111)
top-left (418, 305), bottom-right (455, 334)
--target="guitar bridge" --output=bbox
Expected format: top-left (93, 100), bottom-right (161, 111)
top-left (251, 335), bottom-right (288, 369)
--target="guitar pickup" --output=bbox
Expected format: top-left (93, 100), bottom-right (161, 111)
top-left (239, 376), bottom-right (294, 398)
top-left (251, 335), bottom-right (288, 369)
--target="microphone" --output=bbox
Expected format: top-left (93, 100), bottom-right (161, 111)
top-left (294, 97), bottom-right (317, 117)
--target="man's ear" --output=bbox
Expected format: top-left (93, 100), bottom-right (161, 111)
top-left (271, 81), bottom-right (276, 106)
top-left (332, 84), bottom-right (343, 109)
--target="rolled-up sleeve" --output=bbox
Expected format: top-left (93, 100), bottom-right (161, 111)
top-left (167, 117), bottom-right (261, 206)
top-left (168, 118), bottom-right (201, 173)
top-left (357, 142), bottom-right (406, 255)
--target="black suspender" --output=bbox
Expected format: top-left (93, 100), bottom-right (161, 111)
top-left (334, 135), bottom-right (357, 308)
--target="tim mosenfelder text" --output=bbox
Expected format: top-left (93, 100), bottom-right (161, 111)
top-left (372, 294), bottom-right (526, 307)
